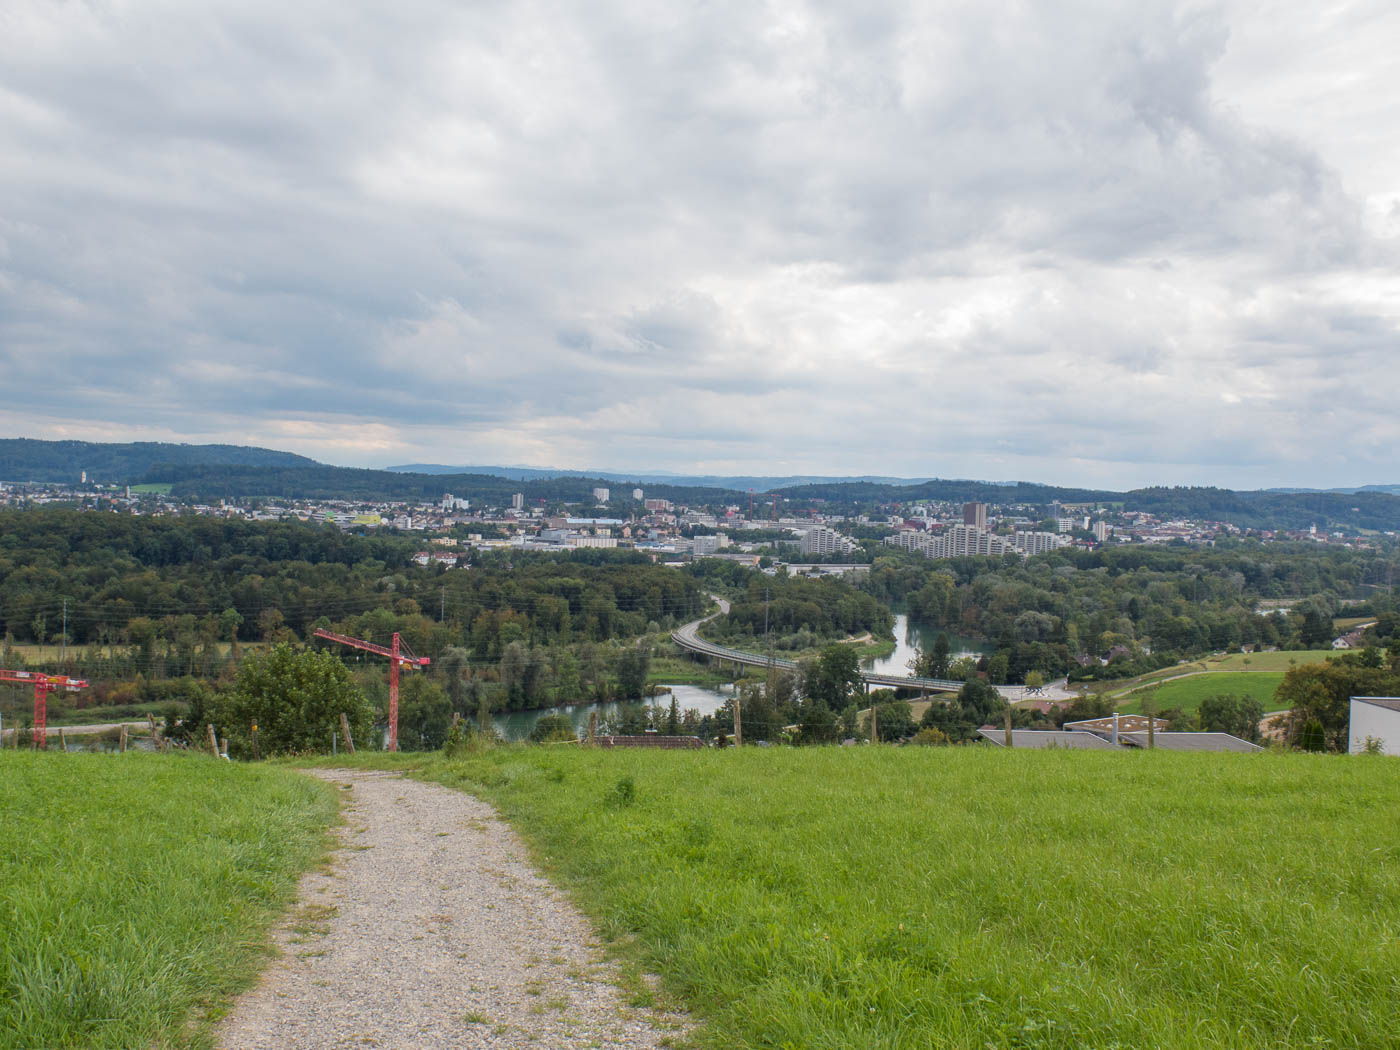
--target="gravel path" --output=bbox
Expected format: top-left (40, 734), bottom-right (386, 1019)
top-left (218, 769), bottom-right (688, 1050)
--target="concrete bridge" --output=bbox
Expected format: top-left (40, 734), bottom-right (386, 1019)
top-left (671, 599), bottom-right (964, 695)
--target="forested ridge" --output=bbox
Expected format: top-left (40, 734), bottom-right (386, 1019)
top-left (0, 438), bottom-right (315, 482)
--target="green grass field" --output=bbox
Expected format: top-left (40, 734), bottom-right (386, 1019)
top-left (1204, 649), bottom-right (1337, 672)
top-left (0, 753), bottom-right (337, 1048)
top-left (127, 483), bottom-right (174, 494)
top-left (369, 746), bottom-right (1400, 1050)
top-left (1102, 650), bottom-right (1339, 700)
top-left (1119, 671), bottom-right (1286, 715)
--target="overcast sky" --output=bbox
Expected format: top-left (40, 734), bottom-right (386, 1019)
top-left (2, 1), bottom-right (1397, 489)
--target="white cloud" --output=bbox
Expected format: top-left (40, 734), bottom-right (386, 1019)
top-left (0, 0), bottom-right (1396, 488)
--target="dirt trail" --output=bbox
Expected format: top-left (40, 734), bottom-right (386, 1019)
top-left (218, 768), bottom-right (686, 1050)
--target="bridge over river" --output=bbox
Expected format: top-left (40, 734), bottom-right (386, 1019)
top-left (671, 598), bottom-right (966, 695)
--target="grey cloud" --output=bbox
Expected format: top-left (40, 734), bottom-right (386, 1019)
top-left (1, 0), bottom-right (1397, 487)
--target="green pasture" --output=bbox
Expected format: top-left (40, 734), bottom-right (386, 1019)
top-left (0, 753), bottom-right (336, 1048)
top-left (1119, 671), bottom-right (1286, 715)
top-left (355, 745), bottom-right (1400, 1050)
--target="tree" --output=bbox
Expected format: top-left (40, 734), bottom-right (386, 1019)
top-left (1198, 693), bottom-right (1265, 742)
top-left (397, 676), bottom-right (453, 751)
top-left (806, 645), bottom-right (863, 708)
top-left (957, 678), bottom-right (1005, 727)
top-left (221, 643), bottom-right (373, 757)
top-left (1275, 657), bottom-right (1400, 750)
top-left (914, 632), bottom-right (951, 679)
top-left (436, 646), bottom-right (472, 709)
top-left (529, 713), bottom-right (576, 743)
top-left (864, 699), bottom-right (915, 741)
top-left (615, 641), bottom-right (652, 700)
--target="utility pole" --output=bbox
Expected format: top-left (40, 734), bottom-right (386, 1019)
top-left (765, 587), bottom-right (776, 707)
top-left (732, 684), bottom-right (742, 748)
top-left (60, 598), bottom-right (67, 666)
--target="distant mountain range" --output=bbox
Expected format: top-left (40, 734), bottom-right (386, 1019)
top-left (5, 438), bottom-right (1400, 533)
top-left (386, 463), bottom-right (938, 492)
top-left (1266, 485), bottom-right (1400, 496)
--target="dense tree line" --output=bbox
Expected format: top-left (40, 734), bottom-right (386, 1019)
top-left (689, 563), bottom-right (894, 650)
top-left (860, 542), bottom-right (1398, 685)
top-left (0, 510), bottom-right (703, 731)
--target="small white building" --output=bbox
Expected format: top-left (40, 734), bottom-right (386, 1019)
top-left (1348, 697), bottom-right (1400, 754)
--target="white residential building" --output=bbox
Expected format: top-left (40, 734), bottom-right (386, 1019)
top-left (1012, 530), bottom-right (1071, 556)
top-left (799, 526), bottom-right (857, 556)
top-left (592, 487), bottom-right (610, 503)
top-left (1348, 697), bottom-right (1400, 754)
top-left (692, 532), bottom-right (730, 556)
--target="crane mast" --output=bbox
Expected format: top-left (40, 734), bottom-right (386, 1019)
top-left (313, 630), bottom-right (429, 752)
top-left (0, 670), bottom-right (89, 749)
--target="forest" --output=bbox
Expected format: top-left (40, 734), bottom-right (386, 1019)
top-left (860, 541), bottom-right (1398, 685)
top-left (0, 509), bottom-right (710, 737)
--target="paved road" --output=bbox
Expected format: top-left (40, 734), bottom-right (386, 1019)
top-left (672, 597), bottom-right (964, 694)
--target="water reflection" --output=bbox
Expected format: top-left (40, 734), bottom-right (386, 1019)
top-left (492, 682), bottom-right (735, 742)
top-left (860, 615), bottom-right (990, 676)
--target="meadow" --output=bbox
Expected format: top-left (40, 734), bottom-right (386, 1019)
top-left (0, 752), bottom-right (337, 1049)
top-left (383, 745), bottom-right (1400, 1050)
top-left (1119, 671), bottom-right (1286, 715)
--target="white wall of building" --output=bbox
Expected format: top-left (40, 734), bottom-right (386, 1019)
top-left (1348, 698), bottom-right (1400, 754)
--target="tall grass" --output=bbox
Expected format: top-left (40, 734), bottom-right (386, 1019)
top-left (410, 746), bottom-right (1400, 1050)
top-left (0, 752), bottom-right (336, 1049)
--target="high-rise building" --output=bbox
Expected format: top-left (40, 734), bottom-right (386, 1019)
top-left (632, 488), bottom-right (644, 501)
top-left (799, 526), bottom-right (857, 556)
top-left (592, 487), bottom-right (610, 503)
top-left (963, 502), bottom-right (988, 529)
top-left (511, 492), bottom-right (524, 511)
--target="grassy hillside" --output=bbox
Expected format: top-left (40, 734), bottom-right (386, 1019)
top-left (1119, 671), bottom-right (1286, 715)
top-left (388, 746), bottom-right (1400, 1050)
top-left (0, 753), bottom-right (336, 1049)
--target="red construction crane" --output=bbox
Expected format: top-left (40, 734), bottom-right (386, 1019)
top-left (313, 629), bottom-right (430, 752)
top-left (0, 670), bottom-right (88, 750)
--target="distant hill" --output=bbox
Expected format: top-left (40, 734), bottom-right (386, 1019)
top-left (138, 464), bottom-right (746, 507)
top-left (387, 463), bottom-right (935, 492)
top-left (0, 439), bottom-right (318, 484)
top-left (8, 437), bottom-right (1400, 533)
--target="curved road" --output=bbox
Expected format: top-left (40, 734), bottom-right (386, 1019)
top-left (672, 598), bottom-right (966, 694)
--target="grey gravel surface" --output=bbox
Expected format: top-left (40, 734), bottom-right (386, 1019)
top-left (219, 768), bottom-right (688, 1049)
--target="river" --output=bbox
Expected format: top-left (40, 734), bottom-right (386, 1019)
top-left (492, 682), bottom-right (736, 741)
top-left (860, 615), bottom-right (990, 676)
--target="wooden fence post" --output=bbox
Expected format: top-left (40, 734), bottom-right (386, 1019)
top-left (59, 727), bottom-right (69, 753)
top-left (207, 723), bottom-right (218, 757)
top-left (147, 713), bottom-right (163, 752)
top-left (119, 724), bottom-right (128, 753)
top-left (339, 712), bottom-right (355, 754)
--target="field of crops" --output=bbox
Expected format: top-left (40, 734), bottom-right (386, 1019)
top-left (0, 753), bottom-right (336, 1049)
top-left (406, 746), bottom-right (1400, 1050)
